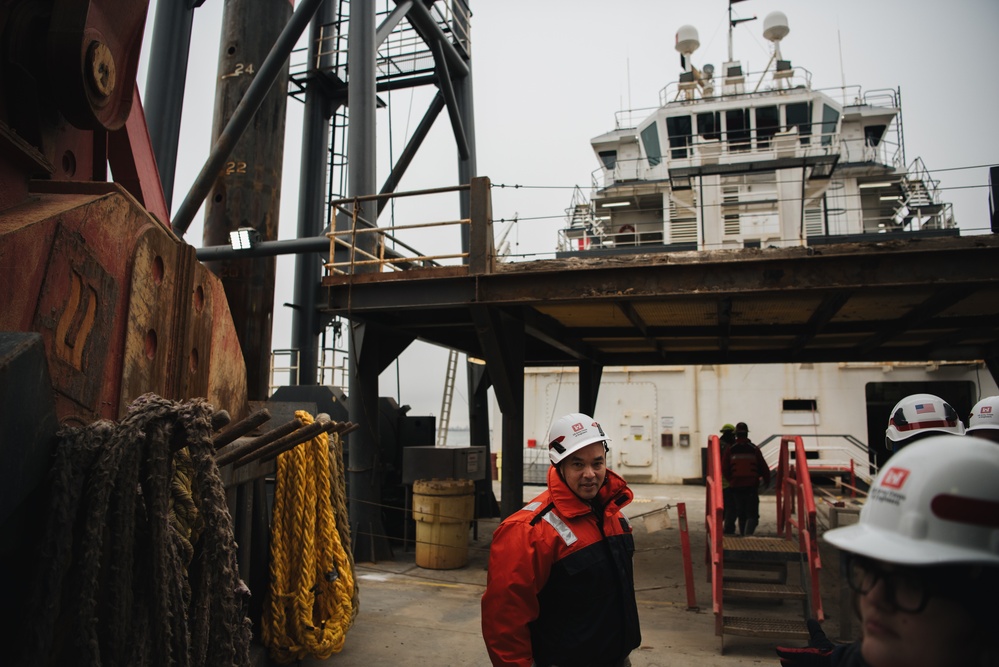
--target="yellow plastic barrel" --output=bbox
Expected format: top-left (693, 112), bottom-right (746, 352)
top-left (412, 478), bottom-right (475, 569)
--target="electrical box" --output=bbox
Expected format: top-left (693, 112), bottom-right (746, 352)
top-left (678, 433), bottom-right (691, 447)
top-left (661, 433), bottom-right (673, 447)
top-left (402, 446), bottom-right (488, 485)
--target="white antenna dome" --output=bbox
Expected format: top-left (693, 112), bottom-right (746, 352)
top-left (763, 11), bottom-right (790, 43)
top-left (675, 25), bottom-right (700, 54)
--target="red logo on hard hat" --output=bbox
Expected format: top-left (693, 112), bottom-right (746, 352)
top-left (982, 406), bottom-right (993, 415)
top-left (572, 422), bottom-right (584, 433)
top-left (881, 467), bottom-right (910, 489)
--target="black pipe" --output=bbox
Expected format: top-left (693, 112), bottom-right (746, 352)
top-left (196, 236), bottom-right (330, 261)
top-left (144, 0), bottom-right (199, 209)
top-left (292, 0), bottom-right (338, 386)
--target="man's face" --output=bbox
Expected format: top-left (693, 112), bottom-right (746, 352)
top-left (560, 441), bottom-right (607, 501)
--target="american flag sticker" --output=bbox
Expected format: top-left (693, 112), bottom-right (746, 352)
top-left (914, 403), bottom-right (935, 414)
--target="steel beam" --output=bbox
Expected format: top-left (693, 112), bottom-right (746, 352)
top-left (293, 0), bottom-right (339, 385)
top-left (144, 0), bottom-right (201, 207)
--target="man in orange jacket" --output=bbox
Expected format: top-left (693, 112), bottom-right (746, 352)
top-left (481, 413), bottom-right (641, 667)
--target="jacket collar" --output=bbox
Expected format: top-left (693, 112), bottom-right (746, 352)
top-left (547, 465), bottom-right (634, 519)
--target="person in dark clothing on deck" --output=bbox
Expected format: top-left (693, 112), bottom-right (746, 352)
top-left (721, 421), bottom-right (770, 536)
top-left (719, 423), bottom-right (739, 535)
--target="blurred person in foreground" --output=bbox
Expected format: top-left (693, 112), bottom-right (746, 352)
top-left (776, 435), bottom-right (999, 667)
top-left (481, 413), bottom-right (640, 667)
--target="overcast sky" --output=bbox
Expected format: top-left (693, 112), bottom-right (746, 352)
top-left (138, 0), bottom-right (999, 424)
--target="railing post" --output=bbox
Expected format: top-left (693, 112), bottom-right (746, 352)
top-left (468, 176), bottom-right (493, 274)
top-left (850, 458), bottom-right (857, 498)
top-left (678, 503), bottom-right (698, 611)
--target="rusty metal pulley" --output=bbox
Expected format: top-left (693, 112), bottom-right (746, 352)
top-left (43, 0), bottom-right (149, 131)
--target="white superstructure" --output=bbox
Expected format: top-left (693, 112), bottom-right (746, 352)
top-left (506, 8), bottom-right (993, 485)
top-left (560, 10), bottom-right (955, 255)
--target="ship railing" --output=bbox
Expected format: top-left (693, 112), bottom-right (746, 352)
top-left (558, 224), bottom-right (658, 252)
top-left (613, 106), bottom-right (659, 131)
top-left (704, 434), bottom-right (726, 635)
top-left (775, 436), bottom-right (825, 622)
top-left (757, 433), bottom-right (875, 486)
top-left (837, 136), bottom-right (902, 171)
top-left (590, 128), bottom-right (841, 192)
top-left (324, 179), bottom-right (495, 283)
top-left (659, 64), bottom-right (814, 106)
top-left (809, 85), bottom-right (898, 111)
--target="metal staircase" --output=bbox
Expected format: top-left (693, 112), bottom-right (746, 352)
top-left (706, 435), bottom-right (824, 654)
top-left (897, 156), bottom-right (952, 230)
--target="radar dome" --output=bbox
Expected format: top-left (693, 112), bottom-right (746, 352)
top-left (675, 25), bottom-right (700, 54)
top-left (763, 11), bottom-right (790, 42)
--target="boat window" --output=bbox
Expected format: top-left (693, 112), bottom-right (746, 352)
top-left (640, 123), bottom-right (663, 165)
top-left (665, 115), bottom-right (692, 159)
top-left (820, 105), bottom-right (840, 146)
top-left (864, 124), bottom-right (887, 147)
top-left (786, 102), bottom-right (812, 145)
top-left (726, 109), bottom-right (751, 152)
top-left (755, 106), bottom-right (780, 149)
top-left (697, 112), bottom-right (721, 141)
top-left (598, 150), bottom-right (618, 170)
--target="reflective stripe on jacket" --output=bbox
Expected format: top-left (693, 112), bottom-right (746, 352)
top-left (481, 466), bottom-right (641, 667)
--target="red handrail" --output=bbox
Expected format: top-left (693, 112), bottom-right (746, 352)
top-left (704, 435), bottom-right (725, 635)
top-left (775, 435), bottom-right (824, 621)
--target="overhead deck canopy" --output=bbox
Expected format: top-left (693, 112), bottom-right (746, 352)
top-left (323, 213), bottom-right (999, 370)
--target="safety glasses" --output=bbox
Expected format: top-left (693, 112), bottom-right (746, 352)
top-left (845, 554), bottom-right (935, 613)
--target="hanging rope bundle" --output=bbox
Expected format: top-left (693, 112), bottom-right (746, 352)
top-left (263, 410), bottom-right (356, 663)
top-left (328, 427), bottom-right (360, 620)
top-left (18, 394), bottom-right (251, 667)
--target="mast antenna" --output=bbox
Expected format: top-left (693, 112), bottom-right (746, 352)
top-left (727, 0), bottom-right (757, 62)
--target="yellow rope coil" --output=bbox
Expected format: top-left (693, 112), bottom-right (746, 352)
top-left (263, 411), bottom-right (356, 663)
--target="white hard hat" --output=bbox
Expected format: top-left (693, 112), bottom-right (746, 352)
top-left (824, 435), bottom-right (999, 566)
top-left (967, 395), bottom-right (999, 433)
top-left (546, 413), bottom-right (610, 465)
top-left (884, 393), bottom-right (964, 449)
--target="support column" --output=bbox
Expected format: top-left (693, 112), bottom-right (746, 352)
top-left (144, 0), bottom-right (198, 208)
top-left (202, 0), bottom-right (293, 400)
top-left (347, 322), bottom-right (393, 562)
top-left (453, 1), bottom-right (476, 254)
top-left (578, 360), bottom-right (603, 417)
top-left (292, 0), bottom-right (338, 385)
top-left (468, 362), bottom-right (490, 448)
top-left (473, 306), bottom-right (525, 519)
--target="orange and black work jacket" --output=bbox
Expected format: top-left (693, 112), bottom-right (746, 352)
top-left (481, 466), bottom-right (641, 667)
top-left (722, 438), bottom-right (772, 489)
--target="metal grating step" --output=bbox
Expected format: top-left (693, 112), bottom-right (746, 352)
top-left (724, 535), bottom-right (802, 562)
top-left (722, 560), bottom-right (788, 584)
top-left (723, 581), bottom-right (806, 600)
top-left (722, 615), bottom-right (810, 639)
